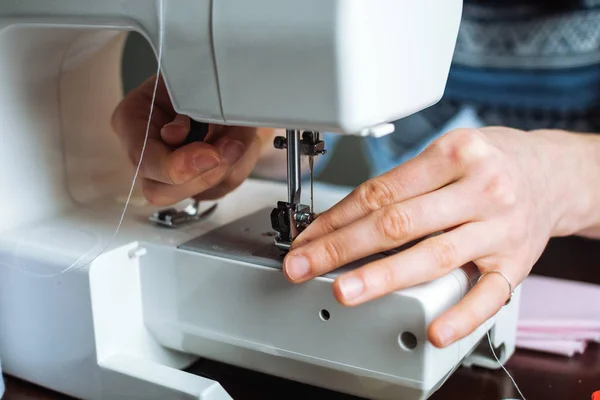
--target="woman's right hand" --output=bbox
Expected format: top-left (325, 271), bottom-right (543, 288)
top-left (111, 74), bottom-right (274, 205)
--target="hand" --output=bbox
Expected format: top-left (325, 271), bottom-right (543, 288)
top-left (283, 127), bottom-right (589, 348)
top-left (111, 74), bottom-right (270, 205)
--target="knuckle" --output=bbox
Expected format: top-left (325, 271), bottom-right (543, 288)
top-left (317, 215), bottom-right (337, 236)
top-left (377, 206), bottom-right (411, 242)
top-left (459, 307), bottom-right (482, 334)
top-left (504, 233), bottom-right (520, 249)
top-left (358, 179), bottom-right (397, 212)
top-left (482, 173), bottom-right (517, 207)
top-left (441, 129), bottom-right (491, 166)
top-left (322, 239), bottom-right (345, 266)
top-left (430, 237), bottom-right (458, 272)
top-left (375, 264), bottom-right (399, 292)
top-left (356, 265), bottom-right (392, 295)
top-left (165, 161), bottom-right (187, 185)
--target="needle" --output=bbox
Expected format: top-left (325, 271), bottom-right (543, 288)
top-left (309, 155), bottom-right (314, 212)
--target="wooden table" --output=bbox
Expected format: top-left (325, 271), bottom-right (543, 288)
top-left (3, 235), bottom-right (600, 400)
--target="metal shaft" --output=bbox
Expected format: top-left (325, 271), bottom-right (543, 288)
top-left (286, 129), bottom-right (301, 204)
top-left (309, 156), bottom-right (314, 212)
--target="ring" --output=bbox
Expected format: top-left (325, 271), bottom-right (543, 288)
top-left (478, 270), bottom-right (514, 306)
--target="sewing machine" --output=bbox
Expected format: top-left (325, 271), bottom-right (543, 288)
top-left (0, 1), bottom-right (521, 399)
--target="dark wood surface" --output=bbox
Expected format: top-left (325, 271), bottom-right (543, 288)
top-left (3, 235), bottom-right (600, 400)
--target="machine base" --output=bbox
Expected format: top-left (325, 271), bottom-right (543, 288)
top-left (0, 181), bottom-right (518, 400)
top-left (138, 208), bottom-right (519, 400)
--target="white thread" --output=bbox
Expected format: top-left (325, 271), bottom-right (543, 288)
top-left (441, 269), bottom-right (526, 399)
top-left (2, 0), bottom-right (165, 278)
top-left (470, 272), bottom-right (526, 400)
top-left (485, 325), bottom-right (527, 400)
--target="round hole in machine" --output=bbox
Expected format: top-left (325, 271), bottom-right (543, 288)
top-left (398, 331), bottom-right (418, 351)
top-left (319, 309), bottom-right (330, 321)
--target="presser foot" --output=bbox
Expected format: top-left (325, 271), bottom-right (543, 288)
top-left (270, 201), bottom-right (315, 251)
top-left (149, 201), bottom-right (217, 228)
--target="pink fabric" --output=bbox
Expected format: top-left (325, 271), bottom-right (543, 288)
top-left (516, 275), bottom-right (600, 357)
top-left (516, 338), bottom-right (587, 357)
top-left (517, 330), bottom-right (600, 342)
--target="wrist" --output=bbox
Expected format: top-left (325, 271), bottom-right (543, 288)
top-left (572, 133), bottom-right (600, 238)
top-left (543, 130), bottom-right (600, 237)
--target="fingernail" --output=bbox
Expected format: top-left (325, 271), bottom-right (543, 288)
top-left (338, 277), bottom-right (364, 301)
top-left (222, 140), bottom-right (245, 164)
top-left (193, 154), bottom-right (219, 172)
top-left (285, 255), bottom-right (311, 281)
top-left (437, 324), bottom-right (455, 347)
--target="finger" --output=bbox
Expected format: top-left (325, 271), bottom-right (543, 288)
top-left (161, 114), bottom-right (190, 146)
top-left (141, 162), bottom-right (228, 206)
top-left (329, 222), bottom-right (493, 306)
top-left (130, 74), bottom-right (175, 116)
top-left (292, 128), bottom-right (486, 249)
top-left (112, 74), bottom-right (179, 175)
top-left (134, 138), bottom-right (221, 185)
top-left (142, 129), bottom-right (263, 204)
top-left (427, 268), bottom-right (516, 348)
top-left (113, 74), bottom-right (175, 142)
top-left (191, 170), bottom-right (249, 201)
top-left (139, 124), bottom-right (256, 187)
top-left (290, 155), bottom-right (456, 249)
top-left (212, 126), bottom-right (259, 165)
top-left (194, 132), bottom-right (264, 201)
top-left (283, 182), bottom-right (477, 282)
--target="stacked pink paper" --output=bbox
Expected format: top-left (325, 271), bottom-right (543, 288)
top-left (516, 275), bottom-right (600, 357)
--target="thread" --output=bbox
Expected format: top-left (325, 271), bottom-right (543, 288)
top-left (442, 269), bottom-right (526, 399)
top-left (1, 0), bottom-right (165, 278)
top-left (485, 325), bottom-right (527, 400)
top-left (468, 272), bottom-right (526, 400)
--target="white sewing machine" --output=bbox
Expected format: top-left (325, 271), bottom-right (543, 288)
top-left (0, 1), bottom-right (520, 399)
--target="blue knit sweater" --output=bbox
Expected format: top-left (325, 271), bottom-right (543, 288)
top-left (324, 0), bottom-right (600, 176)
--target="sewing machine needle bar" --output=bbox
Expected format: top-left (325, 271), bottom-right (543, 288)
top-left (309, 155), bottom-right (314, 212)
top-left (287, 129), bottom-right (302, 205)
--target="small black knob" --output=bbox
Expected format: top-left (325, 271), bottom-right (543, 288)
top-left (183, 119), bottom-right (210, 145)
top-left (273, 136), bottom-right (287, 149)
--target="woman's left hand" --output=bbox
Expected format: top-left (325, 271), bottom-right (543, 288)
top-left (283, 127), bottom-right (591, 348)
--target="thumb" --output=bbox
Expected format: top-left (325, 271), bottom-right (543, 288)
top-left (161, 114), bottom-right (190, 147)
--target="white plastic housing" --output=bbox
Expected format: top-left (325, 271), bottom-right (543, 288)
top-left (138, 239), bottom-right (517, 399)
top-left (210, 0), bottom-right (463, 133)
top-left (0, 177), bottom-right (521, 400)
top-left (1, 0), bottom-right (463, 134)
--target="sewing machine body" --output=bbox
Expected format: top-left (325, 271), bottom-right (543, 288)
top-left (0, 1), bottom-right (520, 399)
top-left (0, 178), bottom-right (520, 400)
